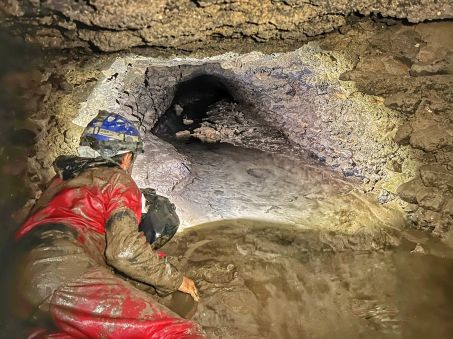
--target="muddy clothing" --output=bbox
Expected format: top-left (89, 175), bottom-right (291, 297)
top-left (14, 157), bottom-right (204, 338)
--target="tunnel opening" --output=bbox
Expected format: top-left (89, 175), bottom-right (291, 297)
top-left (152, 74), bottom-right (236, 141)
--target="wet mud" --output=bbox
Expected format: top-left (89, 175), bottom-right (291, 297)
top-left (162, 220), bottom-right (453, 339)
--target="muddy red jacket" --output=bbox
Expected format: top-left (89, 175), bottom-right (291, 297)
top-left (16, 161), bottom-right (184, 294)
top-left (16, 167), bottom-right (142, 239)
top-left (13, 160), bottom-right (205, 338)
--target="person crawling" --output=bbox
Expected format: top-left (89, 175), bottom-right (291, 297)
top-left (12, 111), bottom-right (205, 338)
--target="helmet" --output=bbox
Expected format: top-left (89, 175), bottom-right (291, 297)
top-left (79, 111), bottom-right (143, 158)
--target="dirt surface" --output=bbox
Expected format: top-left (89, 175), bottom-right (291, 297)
top-left (162, 219), bottom-right (453, 339)
top-left (150, 142), bottom-right (405, 240)
top-left (1, 0), bottom-right (452, 52)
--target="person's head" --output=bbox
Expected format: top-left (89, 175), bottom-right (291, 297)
top-left (111, 152), bottom-right (135, 172)
top-left (78, 111), bottom-right (143, 172)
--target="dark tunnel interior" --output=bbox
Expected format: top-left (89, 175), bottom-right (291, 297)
top-left (152, 74), bottom-right (235, 139)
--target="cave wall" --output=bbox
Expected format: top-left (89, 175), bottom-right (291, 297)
top-left (69, 51), bottom-right (408, 232)
top-left (1, 0), bottom-right (452, 52)
top-left (328, 22), bottom-right (453, 243)
top-left (8, 19), bottom-right (453, 244)
top-left (70, 46), bottom-right (413, 189)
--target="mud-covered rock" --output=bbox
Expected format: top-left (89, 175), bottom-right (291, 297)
top-left (411, 22), bottom-right (453, 76)
top-left (384, 93), bottom-right (421, 115)
top-left (409, 124), bottom-right (453, 152)
top-left (192, 126), bottom-right (222, 144)
top-left (1, 0), bottom-right (453, 52)
top-left (386, 160), bottom-right (403, 173)
top-left (132, 135), bottom-right (191, 195)
top-left (410, 56), bottom-right (453, 76)
top-left (397, 178), bottom-right (445, 212)
top-left (416, 187), bottom-right (445, 212)
top-left (444, 198), bottom-right (453, 217)
top-left (337, 21), bottom-right (453, 244)
top-left (419, 164), bottom-right (453, 190)
top-left (393, 122), bottom-right (413, 146)
top-left (397, 178), bottom-right (424, 204)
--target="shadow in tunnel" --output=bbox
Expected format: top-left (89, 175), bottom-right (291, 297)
top-left (152, 74), bottom-right (235, 139)
top-left (0, 28), bottom-right (44, 339)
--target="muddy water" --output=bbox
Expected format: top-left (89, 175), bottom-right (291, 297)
top-left (162, 220), bottom-right (453, 339)
top-left (150, 138), bottom-right (453, 337)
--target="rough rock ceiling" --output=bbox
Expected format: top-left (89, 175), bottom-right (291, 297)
top-left (1, 0), bottom-right (452, 52)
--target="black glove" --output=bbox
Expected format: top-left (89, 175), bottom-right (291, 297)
top-left (139, 188), bottom-right (180, 249)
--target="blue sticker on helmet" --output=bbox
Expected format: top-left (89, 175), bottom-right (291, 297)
top-left (80, 111), bottom-right (143, 156)
top-left (82, 112), bottom-right (141, 142)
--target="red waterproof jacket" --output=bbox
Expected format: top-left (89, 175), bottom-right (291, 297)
top-left (16, 167), bottom-right (142, 240)
top-left (14, 161), bottom-right (205, 338)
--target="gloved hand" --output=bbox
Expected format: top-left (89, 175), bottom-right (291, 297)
top-left (178, 276), bottom-right (200, 302)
